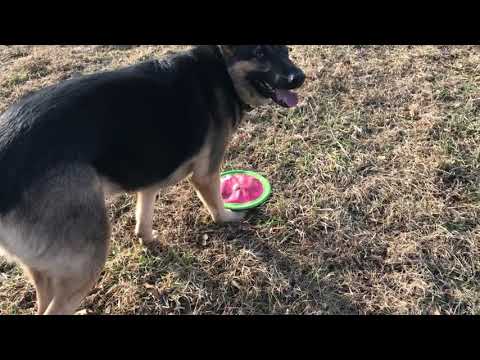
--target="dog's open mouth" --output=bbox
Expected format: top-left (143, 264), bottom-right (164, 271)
top-left (253, 80), bottom-right (299, 108)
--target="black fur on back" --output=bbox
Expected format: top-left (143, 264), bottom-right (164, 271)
top-left (0, 45), bottom-right (244, 214)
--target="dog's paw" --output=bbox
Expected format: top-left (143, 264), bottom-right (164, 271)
top-left (135, 229), bottom-right (159, 245)
top-left (215, 210), bottom-right (246, 224)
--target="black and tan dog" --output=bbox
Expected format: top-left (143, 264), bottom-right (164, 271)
top-left (0, 45), bottom-right (305, 315)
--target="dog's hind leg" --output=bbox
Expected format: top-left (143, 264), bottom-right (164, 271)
top-left (43, 271), bottom-right (102, 315)
top-left (40, 223), bottom-right (109, 315)
top-left (24, 265), bottom-right (101, 315)
top-left (23, 266), bottom-right (53, 315)
top-left (41, 206), bottom-right (109, 315)
top-left (4, 166), bottom-right (110, 315)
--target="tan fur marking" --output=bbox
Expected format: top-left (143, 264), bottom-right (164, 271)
top-left (227, 61), bottom-right (271, 107)
top-left (135, 189), bottom-right (158, 243)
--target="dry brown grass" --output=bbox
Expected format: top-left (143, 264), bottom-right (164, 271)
top-left (0, 45), bottom-right (479, 315)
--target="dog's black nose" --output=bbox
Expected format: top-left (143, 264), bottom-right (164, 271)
top-left (287, 69), bottom-right (306, 88)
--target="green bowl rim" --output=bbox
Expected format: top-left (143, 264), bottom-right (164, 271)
top-left (220, 169), bottom-right (272, 211)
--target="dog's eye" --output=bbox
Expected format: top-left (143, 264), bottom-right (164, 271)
top-left (254, 46), bottom-right (265, 59)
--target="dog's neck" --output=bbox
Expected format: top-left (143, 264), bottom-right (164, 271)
top-left (209, 46), bottom-right (254, 113)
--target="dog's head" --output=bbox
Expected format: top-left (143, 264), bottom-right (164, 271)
top-left (218, 45), bottom-right (306, 108)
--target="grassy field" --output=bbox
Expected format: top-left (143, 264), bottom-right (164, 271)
top-left (0, 45), bottom-right (479, 315)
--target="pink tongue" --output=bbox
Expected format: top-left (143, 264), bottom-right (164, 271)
top-left (275, 89), bottom-right (299, 107)
top-left (221, 175), bottom-right (264, 204)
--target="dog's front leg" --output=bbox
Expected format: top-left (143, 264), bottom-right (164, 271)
top-left (192, 173), bottom-right (245, 224)
top-left (135, 189), bottom-right (159, 243)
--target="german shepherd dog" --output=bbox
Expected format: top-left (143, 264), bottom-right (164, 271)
top-left (0, 45), bottom-right (305, 315)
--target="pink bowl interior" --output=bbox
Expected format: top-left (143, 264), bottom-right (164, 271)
top-left (221, 174), bottom-right (264, 204)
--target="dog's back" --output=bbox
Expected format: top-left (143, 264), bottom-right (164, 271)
top-left (0, 47), bottom-right (235, 215)
top-left (0, 49), bottom-right (216, 232)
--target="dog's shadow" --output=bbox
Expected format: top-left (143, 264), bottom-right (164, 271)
top-left (138, 207), bottom-right (358, 315)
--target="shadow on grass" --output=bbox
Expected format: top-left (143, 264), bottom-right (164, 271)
top-left (139, 207), bottom-right (359, 315)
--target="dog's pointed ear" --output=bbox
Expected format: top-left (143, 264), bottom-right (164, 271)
top-left (217, 45), bottom-right (236, 57)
